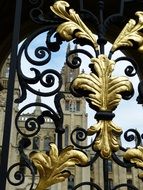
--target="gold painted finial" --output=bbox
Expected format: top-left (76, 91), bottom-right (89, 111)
top-left (70, 54), bottom-right (133, 158)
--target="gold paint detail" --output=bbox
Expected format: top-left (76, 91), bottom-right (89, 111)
top-left (71, 55), bottom-right (133, 158)
top-left (124, 146), bottom-right (143, 179)
top-left (88, 120), bottom-right (122, 158)
top-left (71, 55), bottom-right (133, 111)
top-left (111, 11), bottom-right (143, 52)
top-left (29, 143), bottom-right (88, 190)
top-left (50, 1), bottom-right (98, 49)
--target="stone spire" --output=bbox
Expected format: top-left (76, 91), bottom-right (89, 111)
top-left (34, 90), bottom-right (42, 115)
top-left (36, 91), bottom-right (41, 103)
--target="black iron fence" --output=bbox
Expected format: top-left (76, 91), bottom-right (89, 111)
top-left (0, 0), bottom-right (143, 190)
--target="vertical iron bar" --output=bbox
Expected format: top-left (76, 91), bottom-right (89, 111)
top-left (103, 159), bottom-right (109, 190)
top-left (120, 0), bottom-right (125, 15)
top-left (80, 0), bottom-right (84, 10)
top-left (0, 0), bottom-right (22, 189)
top-left (97, 0), bottom-right (107, 54)
top-left (58, 133), bottom-right (63, 151)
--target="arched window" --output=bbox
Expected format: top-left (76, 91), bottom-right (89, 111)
top-left (65, 100), bottom-right (70, 111)
top-left (76, 101), bottom-right (80, 111)
top-left (68, 175), bottom-right (74, 190)
top-left (44, 137), bottom-right (50, 151)
top-left (33, 136), bottom-right (40, 150)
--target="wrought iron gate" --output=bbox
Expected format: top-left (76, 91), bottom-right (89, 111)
top-left (1, 0), bottom-right (143, 190)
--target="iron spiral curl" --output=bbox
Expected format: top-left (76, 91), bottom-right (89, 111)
top-left (29, 0), bottom-right (62, 24)
top-left (112, 129), bottom-right (142, 167)
top-left (72, 182), bottom-right (102, 190)
top-left (18, 27), bottom-right (52, 66)
top-left (136, 80), bottom-right (143, 104)
top-left (7, 138), bottom-right (35, 189)
top-left (70, 127), bottom-right (95, 150)
top-left (7, 162), bottom-right (35, 189)
top-left (16, 68), bottom-right (62, 103)
top-left (115, 57), bottom-right (137, 77)
top-left (120, 129), bottom-right (142, 152)
top-left (7, 163), bottom-right (26, 186)
top-left (16, 27), bottom-right (64, 103)
top-left (66, 49), bottom-right (93, 69)
top-left (15, 100), bottom-right (64, 137)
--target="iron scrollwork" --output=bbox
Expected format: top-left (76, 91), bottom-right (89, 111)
top-left (7, 138), bottom-right (35, 190)
top-left (7, 0), bottom-right (143, 190)
top-left (49, 1), bottom-right (143, 189)
top-left (50, 1), bottom-right (135, 159)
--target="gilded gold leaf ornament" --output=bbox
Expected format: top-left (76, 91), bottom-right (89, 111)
top-left (71, 55), bottom-right (133, 158)
top-left (29, 143), bottom-right (88, 190)
top-left (111, 11), bottom-right (143, 53)
top-left (124, 146), bottom-right (143, 179)
top-left (71, 55), bottom-right (133, 111)
top-left (88, 120), bottom-right (122, 158)
top-left (50, 1), bottom-right (98, 49)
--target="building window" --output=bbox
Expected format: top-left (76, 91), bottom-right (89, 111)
top-left (126, 166), bottom-right (131, 173)
top-left (76, 101), bottom-right (80, 111)
top-left (44, 137), bottom-right (50, 152)
top-left (127, 179), bottom-right (133, 190)
top-left (65, 100), bottom-right (74, 112)
top-left (65, 126), bottom-right (69, 146)
top-left (5, 66), bottom-right (9, 78)
top-left (65, 100), bottom-right (70, 111)
top-left (33, 136), bottom-right (40, 150)
top-left (68, 175), bottom-right (74, 190)
top-left (108, 179), bottom-right (113, 189)
top-left (108, 160), bottom-right (112, 172)
top-left (69, 102), bottom-right (73, 112)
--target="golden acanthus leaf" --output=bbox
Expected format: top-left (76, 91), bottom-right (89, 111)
top-left (124, 146), bottom-right (143, 180)
top-left (88, 120), bottom-right (122, 158)
top-left (111, 11), bottom-right (143, 52)
top-left (71, 55), bottom-right (133, 111)
top-left (29, 143), bottom-right (88, 190)
top-left (50, 1), bottom-right (98, 49)
top-left (70, 54), bottom-right (133, 158)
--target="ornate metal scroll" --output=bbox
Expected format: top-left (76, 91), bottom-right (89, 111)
top-left (50, 1), bottom-right (135, 159)
top-left (5, 0), bottom-right (143, 190)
